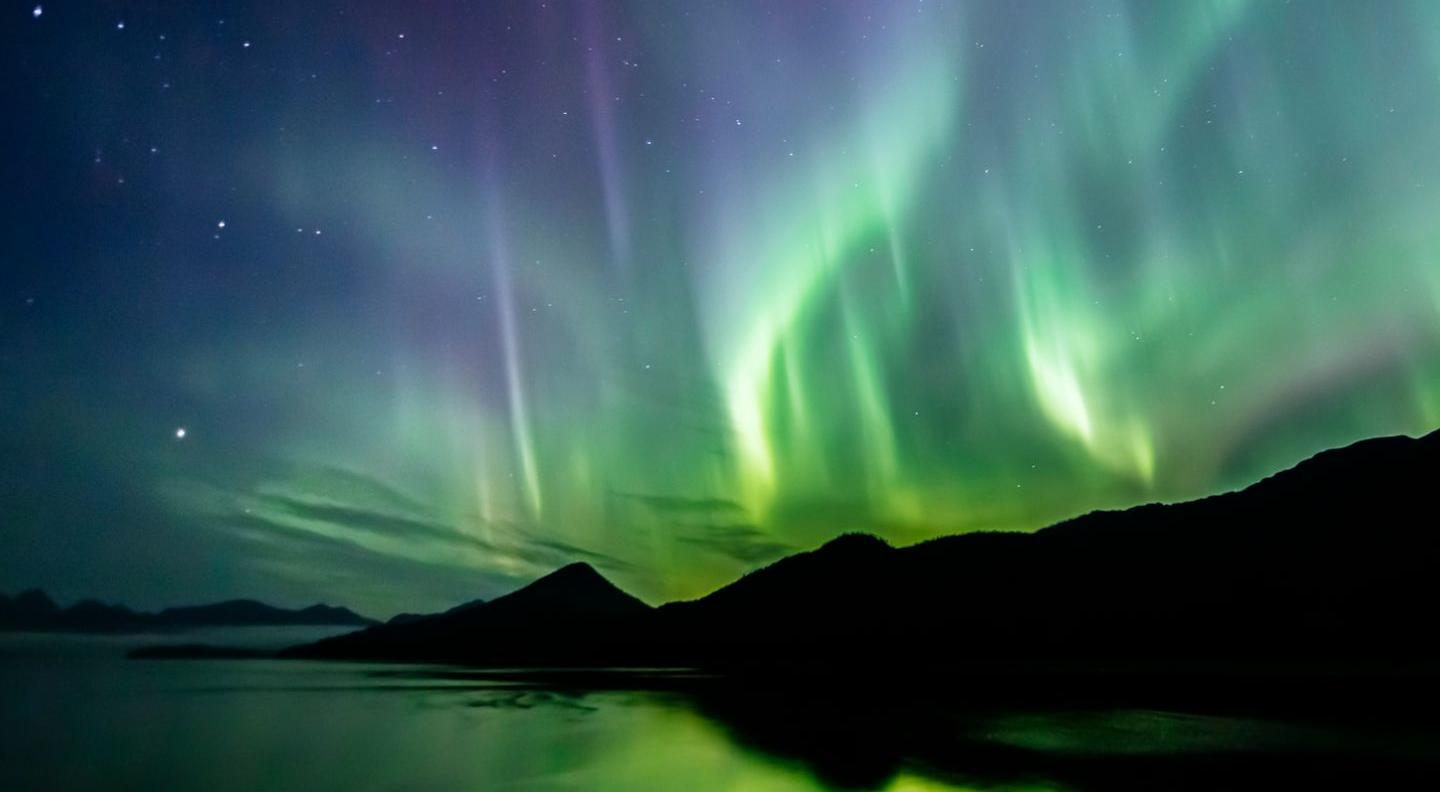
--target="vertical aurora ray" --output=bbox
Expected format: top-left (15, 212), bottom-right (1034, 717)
top-left (581, 1), bottom-right (631, 270)
top-left (488, 198), bottom-right (544, 521)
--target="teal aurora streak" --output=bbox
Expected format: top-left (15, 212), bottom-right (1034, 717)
top-left (5, 1), bottom-right (1440, 615)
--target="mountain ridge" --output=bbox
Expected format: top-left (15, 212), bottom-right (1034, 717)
top-left (267, 427), bottom-right (1440, 669)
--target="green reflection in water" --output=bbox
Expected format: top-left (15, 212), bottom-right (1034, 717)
top-left (2, 640), bottom-right (1435, 791)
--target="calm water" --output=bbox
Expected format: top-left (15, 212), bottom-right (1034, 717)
top-left (2, 633), bottom-right (1436, 791)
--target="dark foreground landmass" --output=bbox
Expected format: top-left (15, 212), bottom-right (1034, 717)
top-left (0, 591), bottom-right (375, 633)
top-left (272, 428), bottom-right (1440, 674)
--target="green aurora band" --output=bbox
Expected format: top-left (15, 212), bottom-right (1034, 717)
top-left (7, 0), bottom-right (1440, 613)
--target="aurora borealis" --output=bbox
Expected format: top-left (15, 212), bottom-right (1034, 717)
top-left (5, 1), bottom-right (1440, 616)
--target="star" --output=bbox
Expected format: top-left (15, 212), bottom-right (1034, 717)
top-left (216, 220), bottom-right (226, 229)
top-left (32, 5), bottom-right (42, 19)
top-left (117, 21), bottom-right (125, 30)
top-left (174, 427), bottom-right (187, 440)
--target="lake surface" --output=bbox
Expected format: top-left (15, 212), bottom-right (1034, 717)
top-left (2, 632), bottom-right (1437, 791)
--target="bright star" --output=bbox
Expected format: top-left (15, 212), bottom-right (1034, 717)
top-left (32, 5), bottom-right (42, 19)
top-left (174, 427), bottom-right (187, 440)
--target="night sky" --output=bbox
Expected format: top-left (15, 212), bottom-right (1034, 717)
top-left (4, 1), bottom-right (1439, 617)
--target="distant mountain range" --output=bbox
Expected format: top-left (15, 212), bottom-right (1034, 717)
top-left (0, 590), bottom-right (375, 633)
top-left (283, 428), bottom-right (1440, 669)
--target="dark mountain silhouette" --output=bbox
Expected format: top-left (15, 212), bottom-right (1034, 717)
top-left (657, 428), bottom-right (1440, 667)
top-left (152, 599), bottom-right (375, 628)
top-left (385, 613), bottom-right (426, 626)
top-left (285, 563), bottom-right (649, 664)
top-left (0, 589), bottom-right (68, 630)
top-left (266, 428), bottom-right (1440, 669)
top-left (0, 589), bottom-right (148, 632)
top-left (0, 590), bottom-right (375, 633)
top-left (386, 597), bottom-right (488, 626)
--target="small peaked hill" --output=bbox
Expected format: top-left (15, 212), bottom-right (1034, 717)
top-left (485, 562), bottom-right (650, 618)
top-left (0, 589), bottom-right (67, 630)
top-left (13, 588), bottom-right (58, 612)
top-left (284, 562), bottom-right (651, 665)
